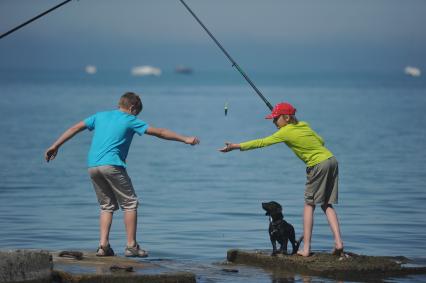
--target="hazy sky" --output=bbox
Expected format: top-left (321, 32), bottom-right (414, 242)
top-left (1, 0), bottom-right (425, 72)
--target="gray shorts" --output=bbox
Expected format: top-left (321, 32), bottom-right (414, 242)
top-left (88, 165), bottom-right (139, 212)
top-left (305, 156), bottom-right (339, 205)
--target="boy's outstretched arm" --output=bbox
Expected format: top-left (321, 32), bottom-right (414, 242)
top-left (220, 131), bottom-right (284, 153)
top-left (219, 142), bottom-right (241, 152)
top-left (45, 121), bottom-right (87, 162)
top-left (145, 127), bottom-right (199, 145)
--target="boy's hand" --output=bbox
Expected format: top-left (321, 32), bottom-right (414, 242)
top-left (185, 136), bottom-right (200, 145)
top-left (45, 146), bottom-right (58, 162)
top-left (219, 142), bottom-right (239, 152)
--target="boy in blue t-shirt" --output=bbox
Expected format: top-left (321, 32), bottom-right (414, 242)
top-left (45, 92), bottom-right (199, 257)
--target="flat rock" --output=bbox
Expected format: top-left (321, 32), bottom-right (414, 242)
top-left (227, 249), bottom-right (426, 281)
top-left (52, 251), bottom-right (196, 283)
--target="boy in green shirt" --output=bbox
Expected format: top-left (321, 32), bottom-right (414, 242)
top-left (219, 102), bottom-right (343, 257)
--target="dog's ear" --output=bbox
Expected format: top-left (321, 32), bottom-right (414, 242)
top-left (271, 201), bottom-right (282, 213)
top-left (271, 201), bottom-right (282, 208)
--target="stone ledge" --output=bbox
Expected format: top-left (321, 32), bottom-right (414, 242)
top-left (227, 249), bottom-right (426, 281)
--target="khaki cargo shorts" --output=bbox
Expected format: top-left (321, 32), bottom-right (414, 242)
top-left (88, 165), bottom-right (139, 212)
top-left (305, 156), bottom-right (339, 205)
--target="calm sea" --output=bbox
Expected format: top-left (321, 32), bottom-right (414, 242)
top-left (0, 69), bottom-right (425, 282)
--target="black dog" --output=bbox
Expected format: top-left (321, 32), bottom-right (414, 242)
top-left (262, 201), bottom-right (303, 256)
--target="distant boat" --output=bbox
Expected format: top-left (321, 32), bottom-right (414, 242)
top-left (131, 66), bottom-right (162, 76)
top-left (404, 66), bottom-right (421, 77)
top-left (175, 65), bottom-right (193, 74)
top-left (85, 65), bottom-right (97, 75)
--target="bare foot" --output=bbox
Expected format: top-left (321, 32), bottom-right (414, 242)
top-left (332, 241), bottom-right (344, 255)
top-left (335, 242), bottom-right (344, 250)
top-left (297, 250), bottom-right (311, 257)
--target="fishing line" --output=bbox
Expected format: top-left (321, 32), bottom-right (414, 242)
top-left (0, 0), bottom-right (74, 40)
top-left (179, 0), bottom-right (273, 111)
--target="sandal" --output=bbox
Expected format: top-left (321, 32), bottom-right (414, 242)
top-left (124, 243), bottom-right (148, 258)
top-left (58, 251), bottom-right (84, 260)
top-left (96, 244), bottom-right (115, 256)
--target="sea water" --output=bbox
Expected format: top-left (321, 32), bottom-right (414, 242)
top-left (0, 69), bottom-right (425, 282)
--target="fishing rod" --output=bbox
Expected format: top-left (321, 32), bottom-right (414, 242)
top-left (179, 0), bottom-right (273, 110)
top-left (0, 0), bottom-right (74, 40)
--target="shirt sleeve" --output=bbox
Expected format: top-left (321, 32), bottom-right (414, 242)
top-left (132, 118), bottom-right (149, 136)
top-left (240, 128), bottom-right (286, 151)
top-left (83, 114), bottom-right (96, 131)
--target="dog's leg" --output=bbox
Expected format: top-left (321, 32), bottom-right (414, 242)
top-left (271, 239), bottom-right (278, 256)
top-left (269, 220), bottom-right (278, 256)
top-left (280, 238), bottom-right (288, 254)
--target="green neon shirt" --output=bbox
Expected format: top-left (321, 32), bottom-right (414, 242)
top-left (239, 121), bottom-right (333, 167)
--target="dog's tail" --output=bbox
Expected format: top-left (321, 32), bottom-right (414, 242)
top-left (295, 236), bottom-right (304, 253)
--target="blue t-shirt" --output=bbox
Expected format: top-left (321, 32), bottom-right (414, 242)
top-left (84, 110), bottom-right (149, 168)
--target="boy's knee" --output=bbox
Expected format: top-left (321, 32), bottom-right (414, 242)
top-left (304, 203), bottom-right (316, 213)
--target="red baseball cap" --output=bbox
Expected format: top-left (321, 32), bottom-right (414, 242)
top-left (265, 102), bottom-right (296, 119)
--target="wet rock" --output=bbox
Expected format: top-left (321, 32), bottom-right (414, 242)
top-left (0, 250), bottom-right (52, 283)
top-left (227, 249), bottom-right (426, 281)
top-left (52, 251), bottom-right (196, 283)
